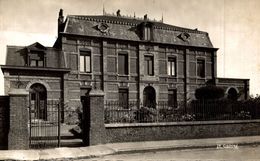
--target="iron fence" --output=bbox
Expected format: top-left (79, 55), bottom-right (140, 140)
top-left (29, 100), bottom-right (61, 149)
top-left (104, 100), bottom-right (260, 124)
top-left (104, 101), bottom-right (185, 123)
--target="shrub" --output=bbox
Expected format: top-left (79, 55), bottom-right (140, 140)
top-left (180, 114), bottom-right (196, 121)
top-left (235, 111), bottom-right (251, 120)
top-left (134, 107), bottom-right (156, 122)
top-left (195, 85), bottom-right (224, 100)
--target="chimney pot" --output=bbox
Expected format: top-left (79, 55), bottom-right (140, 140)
top-left (144, 14), bottom-right (148, 20)
top-left (116, 9), bottom-right (121, 17)
top-left (59, 9), bottom-right (63, 17)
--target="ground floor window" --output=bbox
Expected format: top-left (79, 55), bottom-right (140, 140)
top-left (119, 89), bottom-right (128, 109)
top-left (168, 89), bottom-right (177, 108)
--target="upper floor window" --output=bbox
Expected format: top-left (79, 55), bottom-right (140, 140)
top-left (29, 53), bottom-right (44, 67)
top-left (118, 53), bottom-right (128, 75)
top-left (168, 57), bottom-right (176, 76)
top-left (197, 59), bottom-right (205, 78)
top-left (144, 55), bottom-right (154, 76)
top-left (80, 50), bottom-right (91, 73)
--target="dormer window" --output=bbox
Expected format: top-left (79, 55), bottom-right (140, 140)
top-left (29, 53), bottom-right (44, 67)
top-left (140, 22), bottom-right (153, 41)
top-left (25, 42), bottom-right (47, 67)
top-left (144, 26), bottom-right (151, 40)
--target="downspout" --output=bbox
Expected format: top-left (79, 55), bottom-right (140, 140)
top-left (184, 49), bottom-right (188, 112)
top-left (212, 51), bottom-right (217, 85)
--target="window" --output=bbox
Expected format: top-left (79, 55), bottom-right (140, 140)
top-left (168, 89), bottom-right (177, 108)
top-left (29, 53), bottom-right (44, 67)
top-left (197, 59), bottom-right (205, 78)
top-left (118, 53), bottom-right (128, 75)
top-left (144, 56), bottom-right (154, 76)
top-left (144, 26), bottom-right (151, 40)
top-left (168, 57), bottom-right (176, 76)
top-left (119, 89), bottom-right (128, 109)
top-left (80, 51), bottom-right (91, 73)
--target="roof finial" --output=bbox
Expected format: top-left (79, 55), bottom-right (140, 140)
top-left (161, 13), bottom-right (164, 22)
top-left (103, 4), bottom-right (106, 15)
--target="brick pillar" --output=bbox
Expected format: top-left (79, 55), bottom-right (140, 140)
top-left (8, 89), bottom-right (29, 150)
top-left (83, 89), bottom-right (105, 146)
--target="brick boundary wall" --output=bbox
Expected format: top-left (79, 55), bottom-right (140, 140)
top-left (105, 120), bottom-right (260, 143)
top-left (8, 89), bottom-right (29, 150)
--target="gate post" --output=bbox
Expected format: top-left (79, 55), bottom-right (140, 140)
top-left (8, 89), bottom-right (29, 150)
top-left (83, 89), bottom-right (105, 146)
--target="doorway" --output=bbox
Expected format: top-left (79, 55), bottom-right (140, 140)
top-left (143, 86), bottom-right (156, 108)
top-left (30, 83), bottom-right (47, 120)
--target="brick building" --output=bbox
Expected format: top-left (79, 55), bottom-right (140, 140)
top-left (1, 9), bottom-right (249, 123)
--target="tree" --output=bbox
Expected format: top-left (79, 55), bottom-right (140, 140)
top-left (195, 85), bottom-right (224, 100)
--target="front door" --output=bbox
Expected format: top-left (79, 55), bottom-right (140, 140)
top-left (30, 83), bottom-right (47, 120)
top-left (143, 86), bottom-right (156, 108)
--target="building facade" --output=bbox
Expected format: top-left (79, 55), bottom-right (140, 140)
top-left (1, 9), bottom-right (249, 123)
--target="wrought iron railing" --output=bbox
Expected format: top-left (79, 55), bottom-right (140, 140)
top-left (104, 100), bottom-right (260, 124)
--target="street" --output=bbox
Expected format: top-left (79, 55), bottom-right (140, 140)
top-left (77, 145), bottom-right (260, 161)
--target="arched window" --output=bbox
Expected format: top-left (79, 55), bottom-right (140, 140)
top-left (30, 83), bottom-right (47, 120)
top-left (143, 86), bottom-right (156, 108)
top-left (227, 88), bottom-right (238, 101)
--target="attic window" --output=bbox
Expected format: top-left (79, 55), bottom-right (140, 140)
top-left (178, 32), bottom-right (190, 42)
top-left (144, 26), bottom-right (151, 40)
top-left (29, 52), bottom-right (45, 67)
top-left (141, 22), bottom-right (153, 41)
top-left (97, 23), bottom-right (110, 34)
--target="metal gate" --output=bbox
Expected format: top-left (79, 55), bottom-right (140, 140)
top-left (29, 100), bottom-right (61, 149)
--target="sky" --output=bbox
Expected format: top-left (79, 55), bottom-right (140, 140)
top-left (0, 0), bottom-right (260, 96)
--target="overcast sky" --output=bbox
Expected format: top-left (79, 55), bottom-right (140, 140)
top-left (0, 0), bottom-right (260, 96)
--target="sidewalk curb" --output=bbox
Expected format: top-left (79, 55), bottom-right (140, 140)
top-left (110, 141), bottom-right (260, 155)
top-left (1, 138), bottom-right (260, 160)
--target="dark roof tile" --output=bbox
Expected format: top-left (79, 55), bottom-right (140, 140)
top-left (63, 15), bottom-right (213, 48)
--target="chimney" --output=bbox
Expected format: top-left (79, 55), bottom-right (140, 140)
top-left (58, 9), bottom-right (64, 34)
top-left (116, 9), bottom-right (121, 17)
top-left (144, 14), bottom-right (148, 20)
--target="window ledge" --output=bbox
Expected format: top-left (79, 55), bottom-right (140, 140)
top-left (197, 77), bottom-right (206, 79)
top-left (118, 74), bottom-right (129, 77)
top-left (80, 72), bottom-right (92, 75)
top-left (168, 75), bottom-right (177, 78)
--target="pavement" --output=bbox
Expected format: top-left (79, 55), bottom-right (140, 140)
top-left (1, 135), bottom-right (260, 160)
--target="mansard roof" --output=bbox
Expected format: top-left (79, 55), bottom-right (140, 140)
top-left (63, 15), bottom-right (214, 48)
top-left (5, 43), bottom-right (66, 68)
